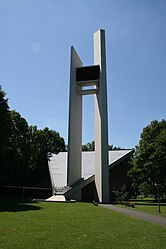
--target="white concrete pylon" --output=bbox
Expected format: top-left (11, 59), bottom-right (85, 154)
top-left (67, 30), bottom-right (110, 203)
top-left (94, 29), bottom-right (109, 203)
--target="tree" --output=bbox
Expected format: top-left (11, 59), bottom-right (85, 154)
top-left (9, 110), bottom-right (31, 185)
top-left (28, 127), bottom-right (66, 187)
top-left (108, 145), bottom-right (124, 150)
top-left (82, 141), bottom-right (95, 151)
top-left (82, 141), bottom-right (123, 151)
top-left (128, 120), bottom-right (166, 200)
top-left (112, 185), bottom-right (129, 203)
top-left (0, 86), bottom-right (13, 185)
top-left (0, 86), bottom-right (66, 188)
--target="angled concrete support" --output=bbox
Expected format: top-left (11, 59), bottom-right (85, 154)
top-left (67, 47), bottom-right (83, 186)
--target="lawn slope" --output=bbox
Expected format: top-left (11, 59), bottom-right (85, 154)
top-left (0, 199), bottom-right (165, 249)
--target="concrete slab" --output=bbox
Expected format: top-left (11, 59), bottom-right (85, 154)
top-left (46, 195), bottom-right (66, 202)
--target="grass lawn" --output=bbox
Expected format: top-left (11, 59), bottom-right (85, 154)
top-left (0, 199), bottom-right (166, 249)
top-left (133, 204), bottom-right (166, 217)
top-left (116, 203), bottom-right (166, 217)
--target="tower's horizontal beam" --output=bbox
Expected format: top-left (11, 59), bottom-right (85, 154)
top-left (76, 89), bottom-right (99, 95)
top-left (76, 80), bottom-right (99, 86)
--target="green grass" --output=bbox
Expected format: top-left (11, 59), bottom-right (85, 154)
top-left (116, 203), bottom-right (166, 217)
top-left (133, 204), bottom-right (166, 217)
top-left (0, 199), bottom-right (166, 249)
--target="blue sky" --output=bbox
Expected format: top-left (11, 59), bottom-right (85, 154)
top-left (0, 0), bottom-right (166, 148)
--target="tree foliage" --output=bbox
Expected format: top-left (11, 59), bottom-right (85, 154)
top-left (82, 141), bottom-right (95, 151)
top-left (128, 120), bottom-right (166, 200)
top-left (28, 126), bottom-right (65, 186)
top-left (0, 86), bottom-right (66, 187)
top-left (0, 86), bottom-right (13, 185)
top-left (112, 185), bottom-right (129, 203)
top-left (82, 141), bottom-right (123, 151)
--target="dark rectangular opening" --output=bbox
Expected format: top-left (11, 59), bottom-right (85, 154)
top-left (76, 65), bottom-right (100, 82)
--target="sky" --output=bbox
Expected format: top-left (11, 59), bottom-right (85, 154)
top-left (0, 0), bottom-right (166, 149)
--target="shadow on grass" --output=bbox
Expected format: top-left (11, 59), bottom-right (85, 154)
top-left (0, 199), bottom-right (42, 212)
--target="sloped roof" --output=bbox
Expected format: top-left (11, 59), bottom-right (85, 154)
top-left (48, 150), bottom-right (133, 190)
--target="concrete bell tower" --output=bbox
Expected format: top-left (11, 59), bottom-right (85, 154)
top-left (67, 29), bottom-right (109, 203)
